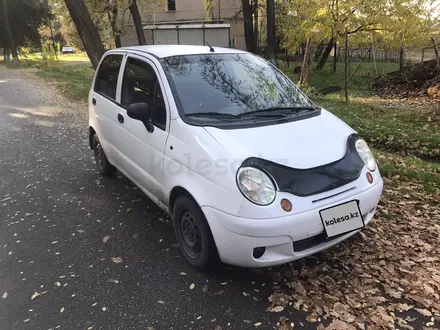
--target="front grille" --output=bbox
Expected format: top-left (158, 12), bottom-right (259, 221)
top-left (293, 233), bottom-right (342, 252)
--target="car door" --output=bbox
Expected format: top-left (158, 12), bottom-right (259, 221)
top-left (90, 53), bottom-right (125, 165)
top-left (112, 54), bottom-right (169, 200)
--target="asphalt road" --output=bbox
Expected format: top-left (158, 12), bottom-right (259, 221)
top-left (0, 67), bottom-right (309, 330)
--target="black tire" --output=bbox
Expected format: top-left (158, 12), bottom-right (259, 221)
top-left (173, 195), bottom-right (219, 270)
top-left (92, 134), bottom-right (116, 177)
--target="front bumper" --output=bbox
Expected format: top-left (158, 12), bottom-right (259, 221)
top-left (203, 178), bottom-right (383, 268)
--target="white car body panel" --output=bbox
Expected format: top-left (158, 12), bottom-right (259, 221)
top-left (88, 45), bottom-right (384, 268)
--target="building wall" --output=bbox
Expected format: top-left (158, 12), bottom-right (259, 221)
top-left (120, 0), bottom-right (246, 50)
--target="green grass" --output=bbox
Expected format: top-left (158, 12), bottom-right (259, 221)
top-left (23, 52), bottom-right (90, 63)
top-left (281, 60), bottom-right (400, 98)
top-left (375, 149), bottom-right (440, 194)
top-left (6, 53), bottom-right (94, 101)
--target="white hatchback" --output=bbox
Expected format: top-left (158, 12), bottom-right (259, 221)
top-left (88, 45), bottom-right (383, 269)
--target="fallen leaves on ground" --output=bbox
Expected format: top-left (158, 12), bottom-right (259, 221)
top-left (270, 178), bottom-right (440, 329)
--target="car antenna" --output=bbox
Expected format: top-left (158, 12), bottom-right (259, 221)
top-left (206, 42), bottom-right (215, 52)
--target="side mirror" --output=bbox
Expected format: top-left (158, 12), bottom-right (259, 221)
top-left (127, 102), bottom-right (151, 122)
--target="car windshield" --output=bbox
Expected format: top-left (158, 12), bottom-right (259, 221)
top-left (160, 53), bottom-right (314, 119)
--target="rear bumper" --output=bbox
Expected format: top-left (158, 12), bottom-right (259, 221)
top-left (203, 178), bottom-right (383, 268)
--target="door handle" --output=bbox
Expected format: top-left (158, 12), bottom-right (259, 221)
top-left (92, 98), bottom-right (96, 105)
top-left (118, 113), bottom-right (124, 124)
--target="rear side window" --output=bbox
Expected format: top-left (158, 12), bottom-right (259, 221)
top-left (94, 54), bottom-right (123, 100)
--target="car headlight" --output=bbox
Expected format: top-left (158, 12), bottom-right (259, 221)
top-left (355, 139), bottom-right (377, 171)
top-left (236, 167), bottom-right (276, 205)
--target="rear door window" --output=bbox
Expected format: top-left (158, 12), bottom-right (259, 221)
top-left (94, 54), bottom-right (123, 100)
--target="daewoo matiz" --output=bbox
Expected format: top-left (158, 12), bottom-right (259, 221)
top-left (88, 45), bottom-right (383, 270)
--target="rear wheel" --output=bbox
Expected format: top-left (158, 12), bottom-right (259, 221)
top-left (92, 134), bottom-right (116, 177)
top-left (173, 195), bottom-right (219, 270)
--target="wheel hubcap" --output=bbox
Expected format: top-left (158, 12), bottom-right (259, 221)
top-left (180, 211), bottom-right (202, 258)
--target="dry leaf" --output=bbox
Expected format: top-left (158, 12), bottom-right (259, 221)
top-left (111, 257), bottom-right (123, 264)
top-left (127, 208), bottom-right (133, 213)
top-left (268, 306), bottom-right (284, 312)
top-left (414, 308), bottom-right (432, 317)
top-left (102, 236), bottom-right (110, 243)
top-left (31, 292), bottom-right (40, 300)
top-left (189, 283), bottom-right (195, 290)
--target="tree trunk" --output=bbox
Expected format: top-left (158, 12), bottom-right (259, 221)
top-left (109, 0), bottom-right (121, 48)
top-left (332, 41), bottom-right (337, 72)
top-left (432, 36), bottom-right (440, 68)
top-left (253, 0), bottom-right (258, 53)
top-left (4, 47), bottom-right (10, 63)
top-left (370, 31), bottom-right (377, 75)
top-left (316, 37), bottom-right (335, 70)
top-left (298, 38), bottom-right (311, 88)
top-left (48, 16), bottom-right (59, 60)
top-left (399, 34), bottom-right (405, 70)
top-left (344, 28), bottom-right (349, 102)
top-left (64, 0), bottom-right (105, 68)
top-left (129, 0), bottom-right (146, 45)
top-left (266, 0), bottom-right (277, 65)
top-left (2, 0), bottom-right (19, 62)
top-left (242, 0), bottom-right (256, 53)
top-left (313, 41), bottom-right (324, 62)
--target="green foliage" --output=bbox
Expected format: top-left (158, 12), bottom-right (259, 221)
top-left (0, 0), bottom-right (51, 49)
top-left (278, 0), bottom-right (440, 51)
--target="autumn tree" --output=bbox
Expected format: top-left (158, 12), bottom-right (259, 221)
top-left (64, 0), bottom-right (105, 68)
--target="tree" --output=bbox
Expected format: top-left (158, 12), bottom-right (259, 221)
top-left (64, 0), bottom-right (105, 68)
top-left (1, 0), bottom-right (19, 62)
top-left (242, 0), bottom-right (256, 53)
top-left (108, 0), bottom-right (121, 48)
top-left (266, 0), bottom-right (277, 65)
top-left (129, 0), bottom-right (146, 45)
top-left (1, 0), bottom-right (51, 61)
top-left (316, 37), bottom-right (335, 70)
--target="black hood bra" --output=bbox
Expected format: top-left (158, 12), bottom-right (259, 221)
top-left (241, 134), bottom-right (365, 197)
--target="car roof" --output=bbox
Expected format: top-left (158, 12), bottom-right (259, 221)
top-left (115, 45), bottom-right (248, 58)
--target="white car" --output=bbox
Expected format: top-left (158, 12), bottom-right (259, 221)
top-left (62, 45), bottom-right (75, 54)
top-left (88, 45), bottom-right (383, 270)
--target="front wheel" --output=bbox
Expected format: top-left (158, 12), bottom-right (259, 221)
top-left (173, 195), bottom-right (219, 270)
top-left (92, 134), bottom-right (116, 177)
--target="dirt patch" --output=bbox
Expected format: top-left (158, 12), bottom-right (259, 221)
top-left (373, 59), bottom-right (440, 101)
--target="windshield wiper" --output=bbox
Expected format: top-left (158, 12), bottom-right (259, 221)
top-left (243, 106), bottom-right (318, 117)
top-left (185, 112), bottom-right (242, 121)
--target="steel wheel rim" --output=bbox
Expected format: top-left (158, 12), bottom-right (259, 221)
top-left (94, 140), bottom-right (105, 171)
top-left (180, 210), bottom-right (202, 259)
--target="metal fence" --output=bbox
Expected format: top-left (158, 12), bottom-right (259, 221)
top-left (260, 45), bottom-right (438, 67)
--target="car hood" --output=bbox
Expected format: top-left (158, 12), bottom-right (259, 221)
top-left (203, 109), bottom-right (355, 169)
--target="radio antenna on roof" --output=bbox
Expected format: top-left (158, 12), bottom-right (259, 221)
top-left (206, 42), bottom-right (215, 52)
